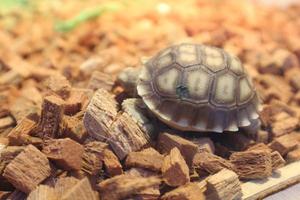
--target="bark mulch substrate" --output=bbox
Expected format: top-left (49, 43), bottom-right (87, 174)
top-left (0, 0), bottom-right (300, 199)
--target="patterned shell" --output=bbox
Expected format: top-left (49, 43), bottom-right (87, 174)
top-left (137, 43), bottom-right (260, 132)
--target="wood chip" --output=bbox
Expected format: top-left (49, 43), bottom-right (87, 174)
top-left (247, 143), bottom-right (271, 152)
top-left (79, 57), bottom-right (107, 75)
top-left (157, 132), bottom-right (198, 169)
top-left (271, 116), bottom-right (299, 137)
top-left (255, 130), bottom-right (269, 143)
top-left (161, 182), bottom-right (206, 200)
top-left (5, 190), bottom-right (26, 200)
top-left (107, 112), bottom-right (151, 160)
top-left (0, 146), bottom-right (24, 174)
top-left (64, 88), bottom-right (93, 115)
top-left (205, 169), bottom-right (242, 200)
top-left (27, 185), bottom-right (58, 200)
top-left (122, 98), bottom-right (156, 139)
top-left (36, 95), bottom-right (65, 139)
top-left (103, 149), bottom-right (123, 177)
top-left (271, 151), bottom-right (286, 170)
top-left (285, 67), bottom-right (300, 91)
top-left (7, 117), bottom-right (37, 145)
top-left (10, 97), bottom-right (40, 123)
top-left (286, 148), bottom-right (300, 163)
top-left (44, 74), bottom-right (71, 99)
top-left (82, 141), bottom-right (108, 175)
top-left (193, 151), bottom-right (233, 176)
top-left (162, 147), bottom-right (190, 187)
top-left (0, 70), bottom-right (23, 86)
top-left (230, 150), bottom-right (272, 180)
top-left (87, 71), bottom-right (115, 91)
top-left (125, 147), bottom-right (164, 172)
top-left (21, 85), bottom-right (43, 106)
top-left (54, 177), bottom-right (80, 198)
top-left (3, 145), bottom-right (52, 193)
top-left (261, 101), bottom-right (297, 125)
top-left (60, 115), bottom-right (88, 143)
top-left (0, 116), bottom-right (15, 130)
top-left (247, 143), bottom-right (286, 170)
top-left (83, 89), bottom-right (118, 141)
top-left (125, 168), bottom-right (160, 199)
top-left (98, 174), bottom-right (161, 200)
top-left (269, 133), bottom-right (299, 156)
top-left (0, 191), bottom-right (10, 200)
top-left (61, 177), bottom-right (99, 200)
top-left (42, 138), bottom-right (84, 170)
top-left (189, 137), bottom-right (215, 153)
top-left (258, 49), bottom-right (297, 75)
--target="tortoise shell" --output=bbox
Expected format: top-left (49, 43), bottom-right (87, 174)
top-left (136, 43), bottom-right (260, 133)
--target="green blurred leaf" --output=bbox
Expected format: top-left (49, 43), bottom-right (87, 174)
top-left (0, 0), bottom-right (29, 12)
top-left (55, 2), bottom-right (123, 33)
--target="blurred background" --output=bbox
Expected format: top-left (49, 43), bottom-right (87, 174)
top-left (0, 0), bottom-right (299, 84)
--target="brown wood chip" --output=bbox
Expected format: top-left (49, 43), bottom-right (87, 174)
top-left (83, 89), bottom-right (118, 141)
top-left (107, 112), bottom-right (151, 160)
top-left (103, 149), bottom-right (123, 177)
top-left (271, 151), bottom-right (286, 170)
top-left (3, 145), bottom-right (52, 193)
top-left (64, 88), bottom-right (93, 115)
top-left (54, 177), bottom-right (80, 198)
top-left (125, 168), bottom-right (160, 199)
top-left (0, 146), bottom-right (24, 174)
top-left (61, 178), bottom-right (99, 200)
top-left (271, 116), bottom-right (299, 138)
top-left (269, 133), bottom-right (299, 156)
top-left (161, 182), bottom-right (206, 200)
top-left (189, 137), bottom-right (215, 154)
top-left (82, 141), bottom-right (108, 175)
top-left (87, 71), bottom-right (115, 91)
top-left (42, 138), bottom-right (84, 170)
top-left (125, 147), bottom-right (164, 172)
top-left (286, 147), bottom-right (300, 163)
top-left (60, 115), bottom-right (88, 143)
top-left (44, 74), bottom-right (71, 99)
top-left (157, 132), bottom-right (198, 169)
top-left (0, 116), bottom-right (15, 130)
top-left (193, 151), bottom-right (233, 176)
top-left (230, 150), bottom-right (272, 180)
top-left (162, 147), bottom-right (190, 187)
top-left (36, 95), bottom-right (65, 139)
top-left (7, 117), bottom-right (37, 145)
top-left (98, 174), bottom-right (161, 200)
top-left (27, 185), bottom-right (59, 200)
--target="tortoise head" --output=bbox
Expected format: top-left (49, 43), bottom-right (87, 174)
top-left (116, 67), bottom-right (141, 96)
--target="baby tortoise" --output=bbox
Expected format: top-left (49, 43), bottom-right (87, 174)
top-left (117, 43), bottom-right (261, 133)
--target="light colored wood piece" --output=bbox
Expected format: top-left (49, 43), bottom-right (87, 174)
top-left (27, 185), bottom-right (59, 200)
top-left (161, 182), bottom-right (206, 200)
top-left (241, 160), bottom-right (300, 200)
top-left (62, 177), bottom-right (99, 200)
top-left (98, 174), bottom-right (161, 200)
top-left (83, 89), bottom-right (118, 141)
top-left (205, 169), bottom-right (242, 200)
